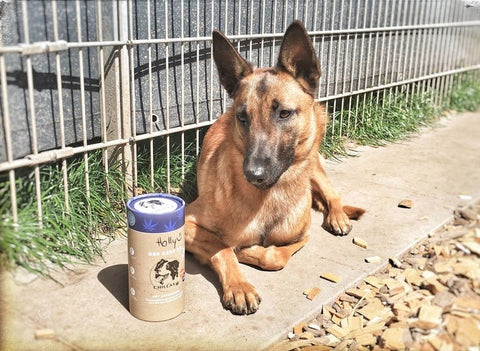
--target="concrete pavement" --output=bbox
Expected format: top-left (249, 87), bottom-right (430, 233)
top-left (1, 112), bottom-right (479, 351)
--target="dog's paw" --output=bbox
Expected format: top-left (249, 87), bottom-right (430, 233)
top-left (222, 281), bottom-right (261, 315)
top-left (323, 209), bottom-right (352, 236)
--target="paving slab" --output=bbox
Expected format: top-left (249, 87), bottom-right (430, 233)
top-left (1, 112), bottom-right (480, 351)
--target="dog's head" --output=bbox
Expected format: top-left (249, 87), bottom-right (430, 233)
top-left (212, 21), bottom-right (321, 189)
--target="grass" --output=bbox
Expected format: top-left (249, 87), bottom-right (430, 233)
top-left (321, 73), bottom-right (480, 158)
top-left (0, 72), bottom-right (479, 275)
top-left (0, 153), bottom-right (127, 275)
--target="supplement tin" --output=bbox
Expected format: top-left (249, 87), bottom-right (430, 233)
top-left (126, 193), bottom-right (185, 321)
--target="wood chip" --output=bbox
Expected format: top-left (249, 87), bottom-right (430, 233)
top-left (326, 324), bottom-right (348, 339)
top-left (357, 298), bottom-right (388, 320)
top-left (305, 287), bottom-right (321, 301)
top-left (389, 257), bottom-right (402, 268)
top-left (398, 199), bottom-right (413, 208)
top-left (346, 287), bottom-right (372, 299)
top-left (355, 333), bottom-right (377, 346)
top-left (320, 272), bottom-right (340, 283)
top-left (364, 275), bottom-right (383, 289)
top-left (294, 321), bottom-right (307, 335)
top-left (34, 329), bottom-right (56, 340)
top-left (380, 327), bottom-right (407, 350)
top-left (353, 237), bottom-right (368, 249)
top-left (299, 331), bottom-right (315, 340)
top-left (365, 256), bottom-right (381, 263)
top-left (415, 305), bottom-right (443, 329)
top-left (462, 241), bottom-right (480, 256)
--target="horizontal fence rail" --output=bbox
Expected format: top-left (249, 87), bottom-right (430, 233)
top-left (0, 0), bottom-right (480, 244)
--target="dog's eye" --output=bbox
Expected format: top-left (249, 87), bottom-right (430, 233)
top-left (236, 112), bottom-right (248, 124)
top-left (279, 110), bottom-right (292, 119)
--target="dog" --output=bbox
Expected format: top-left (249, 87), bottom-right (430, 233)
top-left (185, 21), bottom-right (364, 315)
top-left (153, 259), bottom-right (180, 284)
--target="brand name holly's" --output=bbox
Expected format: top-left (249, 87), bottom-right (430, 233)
top-left (156, 231), bottom-right (183, 249)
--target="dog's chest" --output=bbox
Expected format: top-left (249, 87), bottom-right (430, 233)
top-left (240, 185), bottom-right (311, 247)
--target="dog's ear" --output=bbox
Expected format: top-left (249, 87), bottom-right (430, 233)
top-left (276, 21), bottom-right (321, 95)
top-left (212, 30), bottom-right (253, 97)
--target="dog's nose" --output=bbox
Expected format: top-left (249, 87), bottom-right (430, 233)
top-left (244, 166), bottom-right (267, 186)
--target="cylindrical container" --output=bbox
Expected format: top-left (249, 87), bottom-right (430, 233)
top-left (126, 193), bottom-right (185, 321)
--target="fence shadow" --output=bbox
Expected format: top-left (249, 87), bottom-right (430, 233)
top-left (97, 264), bottom-right (129, 311)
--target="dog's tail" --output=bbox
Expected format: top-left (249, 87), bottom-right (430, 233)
top-left (343, 205), bottom-right (365, 220)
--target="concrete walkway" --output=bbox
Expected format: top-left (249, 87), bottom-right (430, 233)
top-left (1, 112), bottom-right (479, 351)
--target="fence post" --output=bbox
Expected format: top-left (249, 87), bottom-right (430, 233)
top-left (99, 0), bottom-right (134, 196)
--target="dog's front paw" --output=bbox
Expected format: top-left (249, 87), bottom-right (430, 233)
top-left (323, 209), bottom-right (352, 236)
top-left (222, 281), bottom-right (261, 315)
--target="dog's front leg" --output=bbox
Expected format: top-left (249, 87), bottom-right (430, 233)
top-left (310, 154), bottom-right (352, 236)
top-left (236, 234), bottom-right (309, 271)
top-left (185, 220), bottom-right (261, 315)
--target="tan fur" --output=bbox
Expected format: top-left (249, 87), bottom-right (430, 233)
top-left (185, 21), bottom-right (364, 315)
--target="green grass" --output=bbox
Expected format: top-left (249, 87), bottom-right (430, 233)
top-left (321, 72), bottom-right (480, 158)
top-left (0, 153), bottom-right (127, 275)
top-left (0, 72), bottom-right (479, 275)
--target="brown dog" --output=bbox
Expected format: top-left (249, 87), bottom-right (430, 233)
top-left (185, 21), bottom-right (364, 315)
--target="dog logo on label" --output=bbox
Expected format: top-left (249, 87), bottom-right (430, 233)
top-left (150, 258), bottom-right (180, 289)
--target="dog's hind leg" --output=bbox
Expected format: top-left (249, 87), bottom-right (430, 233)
top-left (236, 235), bottom-right (309, 271)
top-left (185, 210), bottom-right (261, 315)
top-left (311, 154), bottom-right (364, 236)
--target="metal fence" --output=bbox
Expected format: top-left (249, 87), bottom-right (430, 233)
top-left (1, 0), bottom-right (480, 231)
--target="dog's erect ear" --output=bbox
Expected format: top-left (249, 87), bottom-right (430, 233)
top-left (276, 21), bottom-right (321, 95)
top-left (212, 30), bottom-right (253, 97)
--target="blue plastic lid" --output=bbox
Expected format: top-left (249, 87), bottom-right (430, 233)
top-left (126, 193), bottom-right (185, 233)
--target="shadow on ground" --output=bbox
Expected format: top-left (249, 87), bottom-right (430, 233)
top-left (98, 264), bottom-right (129, 311)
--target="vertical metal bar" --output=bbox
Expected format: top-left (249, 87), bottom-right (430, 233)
top-left (318, 0), bottom-right (327, 101)
top-left (395, 0), bottom-right (410, 99)
top-left (376, 0), bottom-right (389, 108)
top-left (370, 0), bottom-right (382, 109)
top-left (237, 0), bottom-right (242, 53)
top-left (347, 0), bottom-right (361, 133)
top-left (406, 1), bottom-right (422, 106)
top-left (260, 0), bottom-right (265, 66)
top-left (195, 0), bottom-right (200, 155)
top-left (222, 0), bottom-right (228, 112)
top-left (52, 0), bottom-right (70, 214)
top-left (270, 0), bottom-right (278, 67)
top-left (181, 0), bottom-right (185, 180)
top-left (147, 0), bottom-right (154, 189)
top-left (430, 1), bottom-right (443, 107)
top-left (0, 53), bottom-right (18, 228)
top-left (96, 1), bottom-right (111, 198)
top-left (210, 0), bottom-right (215, 120)
top-left (361, 0), bottom-right (376, 125)
top-left (128, 0), bottom-right (138, 194)
top-left (75, 0), bottom-right (90, 204)
top-left (326, 0), bottom-right (336, 136)
top-left (339, 0), bottom-right (353, 136)
top-left (22, 1), bottom-right (43, 228)
top-left (303, 0), bottom-right (309, 26)
top-left (118, 0), bottom-right (133, 194)
top-left (438, 2), bottom-right (450, 107)
top-left (446, 2), bottom-right (460, 107)
top-left (355, 0), bottom-right (369, 127)
top-left (381, 0), bottom-right (395, 110)
top-left (412, 0), bottom-right (427, 105)
top-left (165, 0), bottom-right (171, 192)
top-left (248, 0), bottom-right (254, 62)
top-left (387, 0), bottom-right (403, 108)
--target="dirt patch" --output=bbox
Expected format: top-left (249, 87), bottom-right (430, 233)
top-left (272, 202), bottom-right (480, 351)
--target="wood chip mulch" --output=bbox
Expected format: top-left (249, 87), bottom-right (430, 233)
top-left (272, 202), bottom-right (480, 351)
